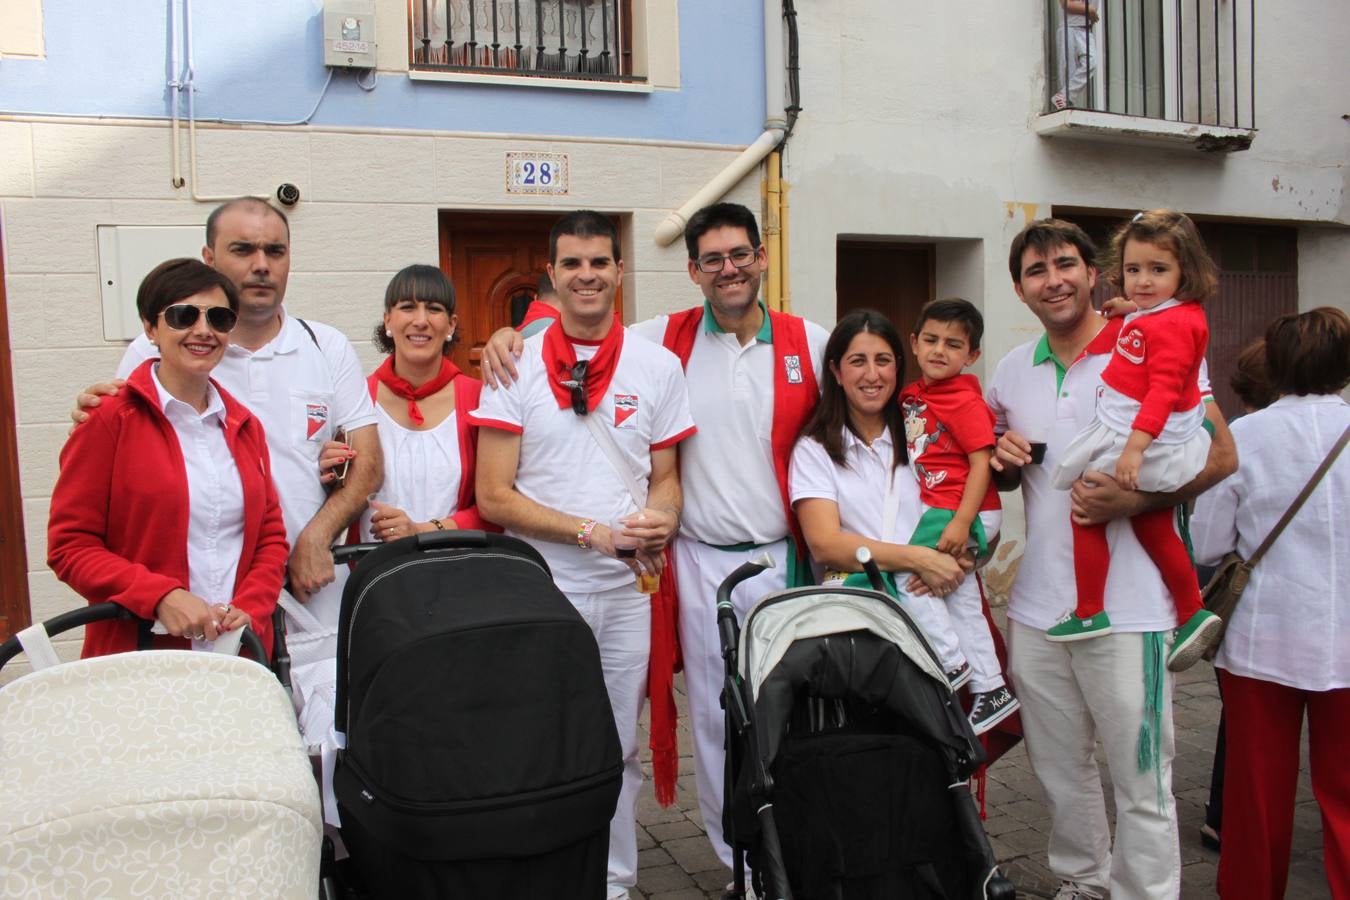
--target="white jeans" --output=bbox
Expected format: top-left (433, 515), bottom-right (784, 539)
top-left (946, 575), bottom-right (1004, 694)
top-left (568, 585), bottom-right (651, 896)
top-left (1008, 620), bottom-right (1180, 900)
top-left (674, 537), bottom-right (788, 869)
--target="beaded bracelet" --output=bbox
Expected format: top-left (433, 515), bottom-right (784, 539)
top-left (576, 518), bottom-right (598, 550)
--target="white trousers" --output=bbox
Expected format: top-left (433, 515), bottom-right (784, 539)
top-left (1055, 20), bottom-right (1095, 106)
top-left (674, 537), bottom-right (788, 869)
top-left (568, 585), bottom-right (651, 897)
top-left (946, 575), bottom-right (1004, 694)
top-left (1008, 620), bottom-right (1180, 900)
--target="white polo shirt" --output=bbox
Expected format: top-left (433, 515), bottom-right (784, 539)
top-left (631, 308), bottom-right (829, 546)
top-left (985, 327), bottom-right (1211, 633)
top-left (789, 428), bottom-right (922, 544)
top-left (470, 329), bottom-right (696, 594)
top-left (118, 314), bottom-right (377, 625)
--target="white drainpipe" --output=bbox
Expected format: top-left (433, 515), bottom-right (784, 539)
top-left (653, 0), bottom-right (786, 246)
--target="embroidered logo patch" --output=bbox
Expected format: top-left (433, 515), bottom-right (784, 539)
top-left (1115, 328), bottom-right (1146, 365)
top-left (614, 394), bottom-right (638, 428)
top-left (784, 355), bottom-right (803, 384)
top-left (305, 402), bottom-right (329, 440)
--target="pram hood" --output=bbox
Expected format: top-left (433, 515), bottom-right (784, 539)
top-left (739, 586), bottom-right (948, 697)
top-left (737, 586), bottom-right (983, 779)
top-left (0, 651), bottom-right (321, 898)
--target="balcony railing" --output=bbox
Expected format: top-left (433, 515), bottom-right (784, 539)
top-left (1045, 0), bottom-right (1254, 129)
top-left (410, 0), bottom-right (640, 83)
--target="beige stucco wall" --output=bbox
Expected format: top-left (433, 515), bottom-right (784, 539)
top-left (781, 3), bottom-right (1349, 595)
top-left (0, 118), bottom-right (756, 662)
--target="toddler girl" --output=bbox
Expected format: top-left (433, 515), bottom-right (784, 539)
top-left (1049, 209), bottom-right (1221, 671)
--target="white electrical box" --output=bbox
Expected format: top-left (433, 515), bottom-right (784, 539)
top-left (97, 225), bottom-right (206, 341)
top-left (324, 1), bottom-right (377, 69)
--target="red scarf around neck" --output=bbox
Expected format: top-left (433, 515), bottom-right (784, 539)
top-left (372, 354), bottom-right (460, 425)
top-left (541, 315), bottom-right (625, 413)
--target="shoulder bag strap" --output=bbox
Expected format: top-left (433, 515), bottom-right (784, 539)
top-left (583, 413), bottom-right (647, 509)
top-left (880, 441), bottom-right (903, 544)
top-left (1246, 421), bottom-right (1350, 566)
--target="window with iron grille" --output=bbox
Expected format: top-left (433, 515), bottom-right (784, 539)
top-left (410, 0), bottom-right (640, 83)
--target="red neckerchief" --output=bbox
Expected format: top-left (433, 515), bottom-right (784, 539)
top-left (372, 354), bottom-right (460, 426)
top-left (541, 315), bottom-right (624, 413)
top-left (519, 300), bottom-right (559, 329)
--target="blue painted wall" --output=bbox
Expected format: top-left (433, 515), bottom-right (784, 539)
top-left (0, 0), bottom-right (765, 146)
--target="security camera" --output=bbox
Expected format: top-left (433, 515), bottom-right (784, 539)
top-left (276, 183), bottom-right (301, 206)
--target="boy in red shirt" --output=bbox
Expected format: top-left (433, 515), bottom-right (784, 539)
top-left (899, 298), bottom-right (1019, 735)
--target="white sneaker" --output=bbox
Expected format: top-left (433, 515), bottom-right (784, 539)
top-left (724, 880), bottom-right (757, 900)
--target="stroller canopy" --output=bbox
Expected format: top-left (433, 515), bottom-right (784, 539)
top-left (1, 651), bottom-right (322, 898)
top-left (738, 586), bottom-right (980, 777)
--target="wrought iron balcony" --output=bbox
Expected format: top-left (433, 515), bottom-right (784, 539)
top-left (410, 0), bottom-right (641, 83)
top-left (1045, 0), bottom-right (1254, 130)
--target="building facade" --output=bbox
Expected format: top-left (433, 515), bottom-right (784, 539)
top-left (0, 0), bottom-right (769, 647)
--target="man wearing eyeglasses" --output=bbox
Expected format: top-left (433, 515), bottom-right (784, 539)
top-left (480, 202), bottom-right (829, 881)
top-left (473, 210), bottom-right (696, 900)
top-left (70, 197), bottom-right (381, 743)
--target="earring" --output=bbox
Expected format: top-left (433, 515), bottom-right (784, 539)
top-left (445, 332), bottom-right (454, 343)
top-left (385, 330), bottom-right (392, 337)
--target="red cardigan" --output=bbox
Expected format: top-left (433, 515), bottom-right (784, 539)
top-left (1100, 301), bottom-right (1207, 437)
top-left (363, 370), bottom-right (497, 532)
top-left (48, 360), bottom-right (288, 658)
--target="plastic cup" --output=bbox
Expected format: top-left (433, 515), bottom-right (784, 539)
top-left (636, 570), bottom-right (660, 595)
top-left (611, 520), bottom-right (640, 559)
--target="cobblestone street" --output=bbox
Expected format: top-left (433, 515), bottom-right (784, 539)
top-left (631, 609), bottom-right (1330, 899)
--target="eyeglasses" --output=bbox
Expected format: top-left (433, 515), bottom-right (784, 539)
top-left (695, 247), bottom-right (759, 274)
top-left (159, 303), bottom-right (239, 333)
top-left (560, 359), bottom-right (589, 416)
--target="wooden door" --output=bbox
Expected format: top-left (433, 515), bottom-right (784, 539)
top-left (0, 222), bottom-right (30, 640)
top-left (440, 212), bottom-right (625, 379)
top-left (836, 241), bottom-right (936, 386)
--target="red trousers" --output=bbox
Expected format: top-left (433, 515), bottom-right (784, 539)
top-left (1217, 668), bottom-right (1350, 899)
top-left (1071, 507), bottom-right (1202, 621)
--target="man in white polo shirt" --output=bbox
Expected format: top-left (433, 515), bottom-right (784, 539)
top-left (473, 210), bottom-right (694, 900)
top-left (72, 198), bottom-right (381, 741)
top-left (986, 218), bottom-right (1235, 900)
top-left (629, 203), bottom-right (828, 876)
top-left (480, 203), bottom-right (828, 882)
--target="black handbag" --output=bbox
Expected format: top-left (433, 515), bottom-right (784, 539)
top-left (1201, 423), bottom-right (1350, 660)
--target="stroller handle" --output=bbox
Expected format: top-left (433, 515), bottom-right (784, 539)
top-left (716, 553), bottom-right (775, 656)
top-left (0, 603), bottom-right (268, 672)
top-left (854, 546), bottom-right (889, 593)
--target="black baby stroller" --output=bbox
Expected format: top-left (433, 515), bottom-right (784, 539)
top-left (719, 551), bottom-right (1016, 900)
top-left (329, 530), bottom-right (623, 899)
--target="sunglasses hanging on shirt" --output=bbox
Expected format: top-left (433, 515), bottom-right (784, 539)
top-left (561, 359), bottom-right (589, 416)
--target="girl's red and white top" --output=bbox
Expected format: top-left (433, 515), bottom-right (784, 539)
top-left (1096, 298), bottom-right (1208, 441)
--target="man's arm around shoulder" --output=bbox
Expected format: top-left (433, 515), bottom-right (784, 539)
top-left (1070, 401), bottom-right (1237, 526)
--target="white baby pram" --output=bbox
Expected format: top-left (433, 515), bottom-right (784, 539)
top-left (0, 604), bottom-right (323, 899)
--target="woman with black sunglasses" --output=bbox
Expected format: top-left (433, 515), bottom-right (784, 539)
top-left (48, 258), bottom-right (288, 658)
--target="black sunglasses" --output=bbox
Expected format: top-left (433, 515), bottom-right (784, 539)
top-left (160, 303), bottom-right (239, 333)
top-left (561, 359), bottom-right (589, 416)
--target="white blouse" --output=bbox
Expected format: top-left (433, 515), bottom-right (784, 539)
top-left (1191, 393), bottom-right (1350, 691)
top-left (359, 402), bottom-right (462, 542)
